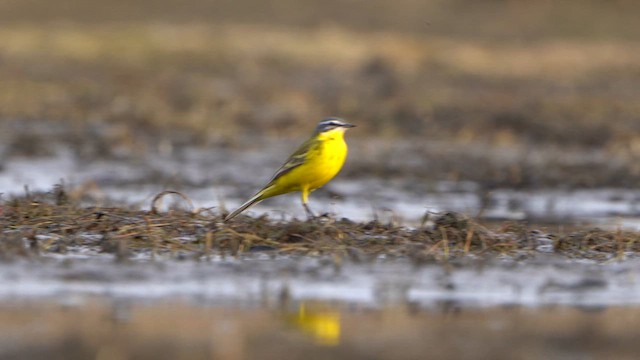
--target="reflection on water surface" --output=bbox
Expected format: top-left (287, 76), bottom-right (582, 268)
top-left (2, 300), bottom-right (639, 359)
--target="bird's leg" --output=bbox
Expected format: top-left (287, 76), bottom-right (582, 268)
top-left (301, 188), bottom-right (315, 220)
top-left (303, 202), bottom-right (316, 220)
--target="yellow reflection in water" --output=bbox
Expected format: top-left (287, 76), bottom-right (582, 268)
top-left (291, 303), bottom-right (341, 346)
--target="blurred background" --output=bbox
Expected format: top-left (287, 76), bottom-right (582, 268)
top-left (3, 2), bottom-right (640, 358)
top-left (1, 0), bottom-right (640, 217)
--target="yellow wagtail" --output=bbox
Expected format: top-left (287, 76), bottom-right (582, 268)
top-left (225, 117), bottom-right (355, 221)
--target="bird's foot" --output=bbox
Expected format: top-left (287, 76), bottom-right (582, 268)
top-left (303, 203), bottom-right (316, 220)
top-left (303, 204), bottom-right (335, 222)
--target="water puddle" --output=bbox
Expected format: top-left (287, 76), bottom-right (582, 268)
top-left (0, 254), bottom-right (638, 308)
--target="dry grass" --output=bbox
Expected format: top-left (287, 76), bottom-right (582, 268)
top-left (2, 185), bottom-right (640, 262)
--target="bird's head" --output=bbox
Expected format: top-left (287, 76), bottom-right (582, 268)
top-left (315, 117), bottom-right (356, 134)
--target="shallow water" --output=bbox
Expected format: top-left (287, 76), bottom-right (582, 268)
top-left (0, 253), bottom-right (638, 308)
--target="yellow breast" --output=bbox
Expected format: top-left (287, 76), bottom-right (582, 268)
top-left (271, 128), bottom-right (348, 193)
top-left (303, 130), bottom-right (348, 190)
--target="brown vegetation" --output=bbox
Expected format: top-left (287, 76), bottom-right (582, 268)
top-left (2, 187), bottom-right (639, 262)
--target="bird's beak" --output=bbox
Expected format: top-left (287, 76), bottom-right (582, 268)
top-left (342, 123), bottom-right (356, 128)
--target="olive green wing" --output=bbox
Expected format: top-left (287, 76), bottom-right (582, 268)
top-left (266, 136), bottom-right (319, 184)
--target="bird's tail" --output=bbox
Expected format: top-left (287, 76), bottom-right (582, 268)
top-left (224, 191), bottom-right (265, 221)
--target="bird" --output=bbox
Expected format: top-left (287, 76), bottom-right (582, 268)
top-left (224, 117), bottom-right (355, 221)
